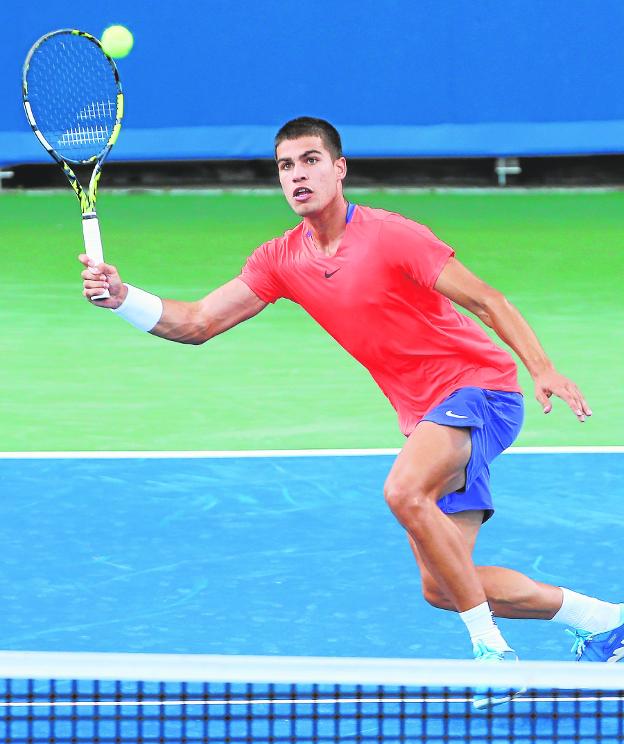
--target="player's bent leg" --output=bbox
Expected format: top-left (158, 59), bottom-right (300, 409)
top-left (387, 431), bottom-right (520, 707)
top-left (384, 421), bottom-right (485, 613)
top-left (409, 514), bottom-right (564, 619)
top-left (411, 521), bottom-right (624, 664)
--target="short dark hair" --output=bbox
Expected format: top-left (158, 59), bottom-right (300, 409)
top-left (274, 117), bottom-right (343, 161)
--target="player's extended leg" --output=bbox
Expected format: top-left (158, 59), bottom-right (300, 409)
top-left (408, 509), bottom-right (563, 619)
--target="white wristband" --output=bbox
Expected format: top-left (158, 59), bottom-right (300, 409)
top-left (111, 284), bottom-right (163, 332)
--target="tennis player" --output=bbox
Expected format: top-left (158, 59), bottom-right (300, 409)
top-left (79, 117), bottom-right (623, 688)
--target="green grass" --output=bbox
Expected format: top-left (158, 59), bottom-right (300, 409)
top-left (1, 189), bottom-right (622, 450)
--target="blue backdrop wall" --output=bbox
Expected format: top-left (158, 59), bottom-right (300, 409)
top-left (2, 0), bottom-right (624, 165)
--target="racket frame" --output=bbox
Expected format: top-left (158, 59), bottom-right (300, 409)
top-left (22, 29), bottom-right (124, 300)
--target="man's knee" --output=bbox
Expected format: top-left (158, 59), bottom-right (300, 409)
top-left (383, 477), bottom-right (432, 525)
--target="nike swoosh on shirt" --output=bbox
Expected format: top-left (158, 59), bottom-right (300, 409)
top-left (324, 268), bottom-right (341, 278)
top-left (445, 411), bottom-right (469, 419)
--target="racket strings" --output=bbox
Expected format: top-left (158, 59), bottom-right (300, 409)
top-left (25, 32), bottom-right (120, 162)
top-left (59, 125), bottom-right (110, 148)
top-left (77, 100), bottom-right (116, 121)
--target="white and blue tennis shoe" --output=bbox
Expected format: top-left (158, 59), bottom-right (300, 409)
top-left (472, 641), bottom-right (525, 710)
top-left (570, 610), bottom-right (624, 662)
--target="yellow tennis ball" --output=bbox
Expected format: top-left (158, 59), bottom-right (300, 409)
top-left (100, 25), bottom-right (134, 59)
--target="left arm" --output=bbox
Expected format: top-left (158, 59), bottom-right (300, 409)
top-left (434, 257), bottom-right (592, 422)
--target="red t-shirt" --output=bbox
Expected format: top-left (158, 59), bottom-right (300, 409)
top-left (239, 205), bottom-right (521, 436)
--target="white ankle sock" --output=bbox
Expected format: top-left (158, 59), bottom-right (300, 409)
top-left (459, 601), bottom-right (511, 651)
top-left (551, 588), bottom-right (622, 634)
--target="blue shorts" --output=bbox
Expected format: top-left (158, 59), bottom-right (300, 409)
top-left (421, 387), bottom-right (524, 522)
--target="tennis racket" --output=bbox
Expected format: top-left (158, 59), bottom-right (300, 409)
top-left (22, 29), bottom-right (124, 300)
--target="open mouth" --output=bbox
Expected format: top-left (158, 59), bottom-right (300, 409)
top-left (293, 187), bottom-right (313, 202)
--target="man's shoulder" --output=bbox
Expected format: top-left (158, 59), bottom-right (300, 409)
top-left (352, 204), bottom-right (398, 223)
top-left (351, 204), bottom-right (453, 262)
top-left (352, 204), bottom-right (423, 232)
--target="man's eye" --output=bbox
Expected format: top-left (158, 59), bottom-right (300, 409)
top-left (307, 158), bottom-right (317, 164)
top-left (280, 162), bottom-right (291, 170)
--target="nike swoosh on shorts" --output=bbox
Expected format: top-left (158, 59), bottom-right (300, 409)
top-left (445, 411), bottom-right (469, 419)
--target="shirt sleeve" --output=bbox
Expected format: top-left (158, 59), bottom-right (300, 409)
top-left (382, 217), bottom-right (455, 289)
top-left (238, 239), bottom-right (284, 304)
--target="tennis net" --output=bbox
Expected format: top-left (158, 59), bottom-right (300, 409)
top-left (2, 650), bottom-right (624, 743)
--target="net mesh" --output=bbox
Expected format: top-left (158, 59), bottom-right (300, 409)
top-left (24, 32), bottom-right (119, 162)
top-left (2, 651), bottom-right (624, 743)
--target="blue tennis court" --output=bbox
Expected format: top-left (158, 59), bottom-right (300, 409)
top-left (1, 450), bottom-right (621, 663)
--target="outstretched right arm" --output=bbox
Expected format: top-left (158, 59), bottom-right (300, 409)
top-left (79, 254), bottom-right (267, 344)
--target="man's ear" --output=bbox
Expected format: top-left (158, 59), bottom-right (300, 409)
top-left (335, 156), bottom-right (347, 182)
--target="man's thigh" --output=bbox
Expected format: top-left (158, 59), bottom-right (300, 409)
top-left (386, 420), bottom-right (472, 498)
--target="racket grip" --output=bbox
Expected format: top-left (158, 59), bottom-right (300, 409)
top-left (82, 213), bottom-right (110, 300)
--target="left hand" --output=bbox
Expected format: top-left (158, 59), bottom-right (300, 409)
top-left (533, 368), bottom-right (592, 422)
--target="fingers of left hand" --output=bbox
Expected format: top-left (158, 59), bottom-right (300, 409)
top-left (558, 385), bottom-right (590, 422)
top-left (579, 395), bottom-right (593, 417)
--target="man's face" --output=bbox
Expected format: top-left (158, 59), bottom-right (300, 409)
top-left (276, 135), bottom-right (346, 217)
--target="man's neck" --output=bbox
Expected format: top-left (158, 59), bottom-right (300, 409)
top-left (304, 198), bottom-right (348, 255)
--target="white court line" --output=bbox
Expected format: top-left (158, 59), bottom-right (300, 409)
top-left (0, 447), bottom-right (621, 459)
top-left (1, 694), bottom-right (621, 709)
